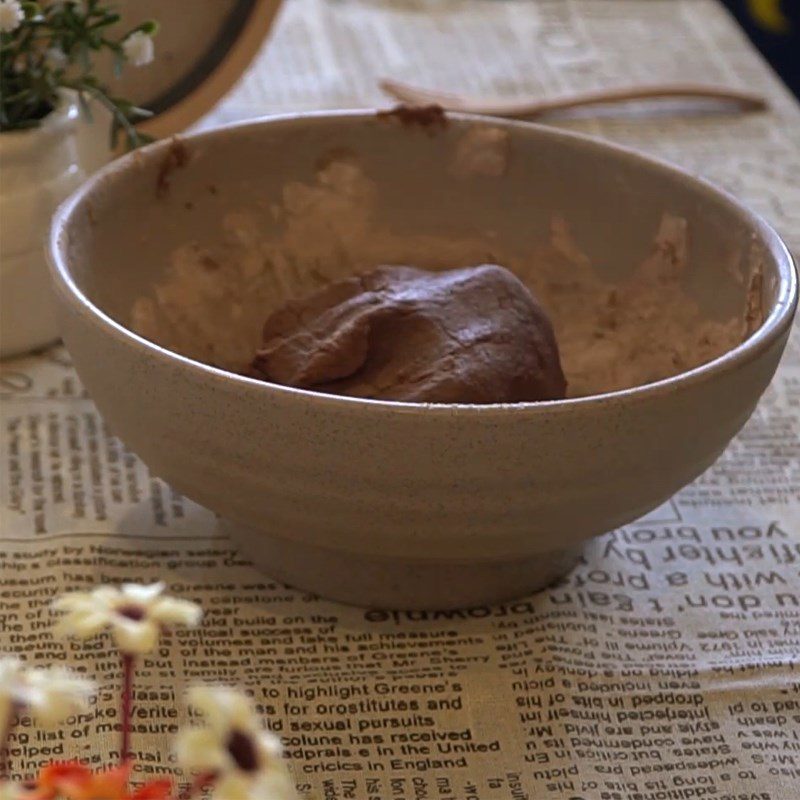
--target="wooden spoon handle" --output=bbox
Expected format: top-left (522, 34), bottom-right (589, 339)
top-left (379, 78), bottom-right (768, 117)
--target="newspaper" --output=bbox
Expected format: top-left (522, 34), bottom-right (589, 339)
top-left (2, 0), bottom-right (800, 796)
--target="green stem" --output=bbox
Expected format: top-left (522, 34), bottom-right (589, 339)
top-left (2, 88), bottom-right (39, 104)
top-left (0, 8), bottom-right (154, 146)
top-left (62, 79), bottom-right (140, 149)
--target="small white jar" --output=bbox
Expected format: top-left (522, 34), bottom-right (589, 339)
top-left (0, 95), bottom-right (87, 359)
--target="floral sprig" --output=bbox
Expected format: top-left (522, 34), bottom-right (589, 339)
top-left (0, 0), bottom-right (158, 149)
top-left (0, 583), bottom-right (298, 800)
top-left (53, 583), bottom-right (202, 763)
top-left (53, 582), bottom-right (202, 655)
top-left (0, 658), bottom-right (94, 735)
top-left (0, 657), bottom-right (94, 775)
top-left (177, 687), bottom-right (297, 800)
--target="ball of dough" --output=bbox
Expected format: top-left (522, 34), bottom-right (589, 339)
top-left (248, 264), bottom-right (567, 404)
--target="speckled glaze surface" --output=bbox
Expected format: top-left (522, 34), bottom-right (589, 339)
top-left (48, 112), bottom-right (797, 609)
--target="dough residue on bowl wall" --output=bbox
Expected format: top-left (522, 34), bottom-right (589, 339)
top-left (131, 153), bottom-right (762, 399)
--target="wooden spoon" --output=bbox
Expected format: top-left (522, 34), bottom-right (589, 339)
top-left (379, 78), bottom-right (768, 118)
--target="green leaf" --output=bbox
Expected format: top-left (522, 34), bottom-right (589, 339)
top-left (138, 20), bottom-right (158, 36)
top-left (13, 117), bottom-right (43, 129)
top-left (2, 0), bottom-right (157, 147)
top-left (128, 105), bottom-right (153, 120)
top-left (21, 3), bottom-right (41, 20)
top-left (109, 117), bottom-right (120, 149)
top-left (77, 43), bottom-right (90, 70)
top-left (91, 12), bottom-right (120, 28)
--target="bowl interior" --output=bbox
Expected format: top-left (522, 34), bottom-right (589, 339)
top-left (56, 112), bottom-right (791, 391)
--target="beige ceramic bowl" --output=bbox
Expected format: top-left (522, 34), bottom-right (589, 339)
top-left (49, 112), bottom-right (797, 609)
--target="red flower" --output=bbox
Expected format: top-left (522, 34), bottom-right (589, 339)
top-left (127, 784), bottom-right (172, 800)
top-left (28, 762), bottom-right (172, 800)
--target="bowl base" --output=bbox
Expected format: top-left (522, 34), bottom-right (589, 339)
top-left (223, 520), bottom-right (582, 610)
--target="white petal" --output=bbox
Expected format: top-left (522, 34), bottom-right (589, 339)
top-left (151, 597), bottom-right (202, 627)
top-left (188, 686), bottom-right (257, 735)
top-left (54, 587), bottom-right (120, 617)
top-left (23, 667), bottom-right (94, 724)
top-left (54, 609), bottom-right (111, 639)
top-left (255, 730), bottom-right (284, 763)
top-left (247, 771), bottom-right (298, 800)
top-left (113, 619), bottom-right (160, 654)
top-left (226, 693), bottom-right (259, 731)
top-left (41, 665), bottom-right (95, 690)
top-left (0, 781), bottom-right (23, 800)
top-left (176, 728), bottom-right (230, 773)
top-left (0, 657), bottom-right (23, 684)
top-left (122, 582), bottom-right (165, 605)
top-left (123, 31), bottom-right (155, 67)
top-left (24, 687), bottom-right (74, 725)
top-left (212, 775), bottom-right (254, 800)
top-left (52, 591), bottom-right (95, 612)
top-left (0, 1), bottom-right (24, 34)
top-left (92, 586), bottom-right (123, 606)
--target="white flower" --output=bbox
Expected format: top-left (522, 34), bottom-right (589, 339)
top-left (44, 47), bottom-right (67, 70)
top-left (0, 0), bottom-right (23, 33)
top-left (0, 657), bottom-right (95, 741)
top-left (52, 582), bottom-right (202, 655)
top-left (177, 687), bottom-right (298, 800)
top-left (123, 30), bottom-right (154, 67)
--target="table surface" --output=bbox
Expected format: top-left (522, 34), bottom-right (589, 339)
top-left (207, 0), bottom-right (800, 253)
top-left (2, 1), bottom-right (800, 795)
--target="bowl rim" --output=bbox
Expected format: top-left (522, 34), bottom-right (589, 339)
top-left (49, 109), bottom-right (798, 417)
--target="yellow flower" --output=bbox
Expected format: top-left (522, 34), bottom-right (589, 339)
top-left (177, 687), bottom-right (297, 800)
top-left (52, 582), bottom-right (202, 655)
top-left (0, 657), bottom-right (94, 740)
top-left (747, 0), bottom-right (791, 34)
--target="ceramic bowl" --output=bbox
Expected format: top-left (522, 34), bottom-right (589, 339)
top-left (49, 112), bottom-right (797, 609)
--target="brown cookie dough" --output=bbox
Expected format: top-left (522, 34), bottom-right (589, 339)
top-left (248, 264), bottom-right (567, 404)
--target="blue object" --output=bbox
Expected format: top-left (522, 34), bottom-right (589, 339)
top-left (722, 0), bottom-right (799, 98)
